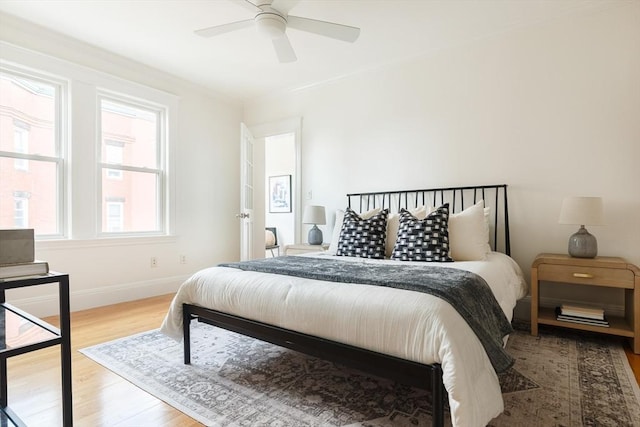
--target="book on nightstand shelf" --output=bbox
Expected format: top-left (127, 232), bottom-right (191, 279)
top-left (0, 260), bottom-right (49, 279)
top-left (559, 303), bottom-right (605, 320)
top-left (555, 307), bottom-right (609, 327)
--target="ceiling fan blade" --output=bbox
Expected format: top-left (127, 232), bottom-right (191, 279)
top-left (270, 0), bottom-right (299, 15)
top-left (194, 19), bottom-right (254, 38)
top-left (287, 16), bottom-right (360, 43)
top-left (272, 35), bottom-right (297, 63)
top-left (230, 0), bottom-right (262, 13)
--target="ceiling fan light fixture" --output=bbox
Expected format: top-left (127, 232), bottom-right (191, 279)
top-left (255, 12), bottom-right (286, 39)
top-left (195, 1), bottom-right (361, 63)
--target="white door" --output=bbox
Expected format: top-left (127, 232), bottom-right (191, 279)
top-left (239, 123), bottom-right (254, 261)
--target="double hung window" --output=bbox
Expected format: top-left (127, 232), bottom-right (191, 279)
top-left (0, 70), bottom-right (64, 237)
top-left (1, 58), bottom-right (172, 240)
top-left (98, 96), bottom-right (165, 235)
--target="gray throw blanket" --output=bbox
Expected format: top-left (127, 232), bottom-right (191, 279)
top-left (219, 256), bottom-right (514, 373)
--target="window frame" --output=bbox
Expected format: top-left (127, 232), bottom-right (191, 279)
top-left (13, 125), bottom-right (30, 171)
top-left (96, 92), bottom-right (167, 237)
top-left (104, 140), bottom-right (124, 180)
top-left (0, 65), bottom-right (67, 239)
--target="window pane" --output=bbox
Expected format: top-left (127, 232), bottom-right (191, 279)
top-left (104, 141), bottom-right (123, 180)
top-left (100, 99), bottom-right (158, 169)
top-left (0, 158), bottom-right (58, 234)
top-left (0, 73), bottom-right (57, 157)
top-left (101, 169), bottom-right (158, 233)
top-left (106, 202), bottom-right (123, 232)
top-left (14, 198), bottom-right (28, 228)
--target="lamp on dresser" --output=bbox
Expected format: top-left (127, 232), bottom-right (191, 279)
top-left (558, 196), bottom-right (605, 258)
top-left (303, 205), bottom-right (326, 245)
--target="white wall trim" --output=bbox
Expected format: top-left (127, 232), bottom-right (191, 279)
top-left (8, 274), bottom-right (189, 318)
top-left (35, 235), bottom-right (177, 251)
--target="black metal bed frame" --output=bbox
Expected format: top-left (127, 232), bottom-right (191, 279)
top-left (182, 184), bottom-right (510, 427)
top-left (347, 184), bottom-right (510, 255)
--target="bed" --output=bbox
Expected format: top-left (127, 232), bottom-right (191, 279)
top-left (160, 184), bottom-right (527, 427)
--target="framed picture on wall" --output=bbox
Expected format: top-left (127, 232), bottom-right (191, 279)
top-left (269, 175), bottom-right (292, 213)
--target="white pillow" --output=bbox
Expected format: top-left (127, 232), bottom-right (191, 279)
top-left (484, 206), bottom-right (491, 248)
top-left (328, 207), bottom-right (381, 255)
top-left (385, 206), bottom-right (427, 258)
top-left (265, 230), bottom-right (276, 247)
top-left (448, 201), bottom-right (491, 261)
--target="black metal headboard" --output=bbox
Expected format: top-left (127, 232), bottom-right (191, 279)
top-left (347, 184), bottom-right (510, 256)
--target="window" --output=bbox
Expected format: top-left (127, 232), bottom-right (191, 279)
top-left (0, 70), bottom-right (64, 237)
top-left (1, 49), bottom-right (175, 241)
top-left (98, 96), bottom-right (165, 235)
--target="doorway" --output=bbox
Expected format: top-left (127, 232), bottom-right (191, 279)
top-left (264, 133), bottom-right (295, 257)
top-left (243, 117), bottom-right (301, 260)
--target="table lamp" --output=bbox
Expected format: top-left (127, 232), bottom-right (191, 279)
top-left (558, 196), bottom-right (605, 258)
top-left (303, 205), bottom-right (326, 245)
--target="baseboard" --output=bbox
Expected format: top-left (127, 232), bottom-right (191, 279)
top-left (8, 274), bottom-right (190, 318)
top-left (514, 295), bottom-right (625, 322)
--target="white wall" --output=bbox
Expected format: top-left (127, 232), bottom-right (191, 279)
top-left (1, 14), bottom-right (243, 316)
top-left (2, 4), bottom-right (638, 319)
top-left (245, 4), bottom-right (640, 317)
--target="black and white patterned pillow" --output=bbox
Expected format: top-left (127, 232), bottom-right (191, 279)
top-left (336, 208), bottom-right (389, 259)
top-left (391, 204), bottom-right (453, 262)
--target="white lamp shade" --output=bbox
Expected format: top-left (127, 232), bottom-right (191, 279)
top-left (303, 205), bottom-right (326, 225)
top-left (559, 197), bottom-right (605, 226)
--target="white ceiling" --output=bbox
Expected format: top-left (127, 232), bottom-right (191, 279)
top-left (0, 0), bottom-right (613, 101)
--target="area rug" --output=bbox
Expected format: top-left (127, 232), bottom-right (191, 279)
top-left (79, 323), bottom-right (640, 426)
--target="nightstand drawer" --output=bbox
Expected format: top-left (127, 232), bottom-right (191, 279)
top-left (538, 264), bottom-right (634, 288)
top-left (284, 244), bottom-right (328, 255)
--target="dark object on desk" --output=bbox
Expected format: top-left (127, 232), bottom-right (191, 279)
top-left (0, 229), bottom-right (34, 265)
top-left (0, 260), bottom-right (49, 279)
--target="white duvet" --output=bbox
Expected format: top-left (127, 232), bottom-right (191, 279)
top-left (160, 252), bottom-right (527, 427)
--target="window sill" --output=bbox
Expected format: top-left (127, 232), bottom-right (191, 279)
top-left (35, 235), bottom-right (177, 251)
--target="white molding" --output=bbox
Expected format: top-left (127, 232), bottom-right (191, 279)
top-left (35, 235), bottom-right (177, 251)
top-left (8, 275), bottom-right (188, 318)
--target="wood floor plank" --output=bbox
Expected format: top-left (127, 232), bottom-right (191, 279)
top-left (4, 293), bottom-right (639, 426)
top-left (6, 293), bottom-right (201, 427)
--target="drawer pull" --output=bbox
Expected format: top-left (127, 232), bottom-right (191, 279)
top-left (573, 273), bottom-right (594, 279)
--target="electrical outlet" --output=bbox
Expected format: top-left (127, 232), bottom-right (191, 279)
top-left (150, 257), bottom-right (158, 268)
top-left (180, 255), bottom-right (187, 264)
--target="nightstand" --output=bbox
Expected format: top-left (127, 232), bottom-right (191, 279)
top-left (284, 244), bottom-right (329, 255)
top-left (531, 253), bottom-right (640, 354)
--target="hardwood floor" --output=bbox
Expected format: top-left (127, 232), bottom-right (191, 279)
top-left (625, 344), bottom-right (640, 385)
top-left (4, 293), bottom-right (640, 426)
top-left (7, 293), bottom-right (201, 427)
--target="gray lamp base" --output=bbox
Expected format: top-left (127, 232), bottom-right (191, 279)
top-left (568, 225), bottom-right (597, 258)
top-left (308, 225), bottom-right (323, 245)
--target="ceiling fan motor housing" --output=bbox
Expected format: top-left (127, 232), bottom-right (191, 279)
top-left (255, 12), bottom-right (286, 39)
top-left (194, 1), bottom-right (360, 63)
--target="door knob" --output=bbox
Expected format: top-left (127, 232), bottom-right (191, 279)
top-left (235, 212), bottom-right (250, 219)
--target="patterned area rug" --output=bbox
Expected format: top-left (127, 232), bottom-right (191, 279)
top-left (79, 323), bottom-right (640, 426)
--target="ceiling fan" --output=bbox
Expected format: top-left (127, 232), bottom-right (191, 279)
top-left (194, 0), bottom-right (360, 63)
